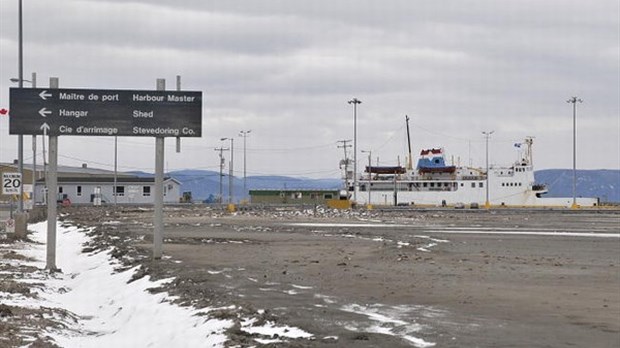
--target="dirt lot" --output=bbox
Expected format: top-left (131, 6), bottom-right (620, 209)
top-left (4, 206), bottom-right (620, 347)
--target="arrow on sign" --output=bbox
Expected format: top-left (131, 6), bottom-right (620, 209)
top-left (40, 123), bottom-right (50, 135)
top-left (39, 90), bottom-right (52, 100)
top-left (38, 108), bottom-right (52, 117)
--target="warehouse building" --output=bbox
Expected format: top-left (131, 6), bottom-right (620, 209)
top-left (1, 161), bottom-right (181, 205)
top-left (249, 189), bottom-right (339, 205)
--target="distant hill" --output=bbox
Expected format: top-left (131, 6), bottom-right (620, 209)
top-left (166, 170), bottom-right (342, 202)
top-left (535, 169), bottom-right (619, 203)
top-left (156, 169), bottom-right (618, 203)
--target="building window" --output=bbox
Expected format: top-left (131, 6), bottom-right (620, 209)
top-left (471, 183), bottom-right (475, 188)
top-left (324, 193), bottom-right (333, 199)
top-left (115, 186), bottom-right (125, 197)
top-left (143, 186), bottom-right (151, 197)
top-left (479, 182), bottom-right (484, 188)
top-left (77, 186), bottom-right (82, 196)
top-left (58, 186), bottom-right (63, 193)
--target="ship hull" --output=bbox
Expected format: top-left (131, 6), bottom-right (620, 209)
top-left (353, 183), bottom-right (598, 208)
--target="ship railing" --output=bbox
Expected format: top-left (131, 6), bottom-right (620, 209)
top-left (460, 175), bottom-right (485, 180)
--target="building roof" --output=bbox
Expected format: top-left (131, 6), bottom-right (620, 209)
top-left (35, 177), bottom-right (181, 185)
top-left (1, 162), bottom-right (135, 177)
top-left (249, 189), bottom-right (339, 195)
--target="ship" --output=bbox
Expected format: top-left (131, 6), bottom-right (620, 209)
top-left (341, 118), bottom-right (599, 208)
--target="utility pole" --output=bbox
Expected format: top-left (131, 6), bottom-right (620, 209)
top-left (239, 130), bottom-right (251, 201)
top-left (221, 138), bottom-right (234, 203)
top-left (361, 150), bottom-right (372, 207)
top-left (567, 96), bottom-right (583, 209)
top-left (337, 139), bottom-right (352, 190)
top-left (482, 130), bottom-right (494, 209)
top-left (215, 146), bottom-right (229, 204)
top-left (348, 98), bottom-right (362, 203)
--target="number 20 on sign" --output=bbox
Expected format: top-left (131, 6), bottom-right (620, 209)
top-left (2, 173), bottom-right (22, 195)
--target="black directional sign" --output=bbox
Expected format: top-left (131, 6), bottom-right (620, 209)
top-left (9, 88), bottom-right (202, 137)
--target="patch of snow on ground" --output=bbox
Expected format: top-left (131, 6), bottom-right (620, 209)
top-left (19, 221), bottom-right (233, 347)
top-left (340, 303), bottom-right (436, 348)
top-left (241, 318), bottom-right (314, 339)
top-left (291, 284), bottom-right (313, 289)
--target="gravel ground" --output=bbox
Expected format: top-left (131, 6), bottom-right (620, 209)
top-left (1, 206), bottom-right (619, 347)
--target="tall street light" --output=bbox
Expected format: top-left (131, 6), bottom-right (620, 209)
top-left (221, 137), bottom-right (234, 203)
top-left (348, 98), bottom-right (361, 203)
top-left (17, 0), bottom-right (24, 214)
top-left (567, 96), bottom-right (583, 209)
top-left (482, 130), bottom-right (494, 208)
top-left (239, 130), bottom-right (251, 201)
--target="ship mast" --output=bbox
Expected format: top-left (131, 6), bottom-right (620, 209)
top-left (524, 136), bottom-right (534, 165)
top-left (405, 115), bottom-right (413, 170)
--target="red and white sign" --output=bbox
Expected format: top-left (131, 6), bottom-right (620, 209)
top-left (5, 218), bottom-right (15, 233)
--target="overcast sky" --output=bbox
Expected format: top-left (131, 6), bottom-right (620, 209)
top-left (1, 0), bottom-right (618, 178)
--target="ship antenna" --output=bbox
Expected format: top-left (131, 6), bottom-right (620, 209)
top-left (405, 115), bottom-right (413, 170)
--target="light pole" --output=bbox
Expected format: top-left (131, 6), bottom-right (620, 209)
top-left (214, 146), bottom-right (229, 204)
top-left (361, 150), bottom-right (372, 207)
top-left (221, 137), bottom-right (234, 203)
top-left (239, 130), bottom-right (251, 201)
top-left (567, 97), bottom-right (583, 209)
top-left (482, 130), bottom-right (494, 208)
top-left (348, 98), bottom-right (361, 203)
top-left (17, 0), bottom-right (24, 215)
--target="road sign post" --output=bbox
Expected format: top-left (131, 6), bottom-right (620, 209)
top-left (153, 78), bottom-right (165, 260)
top-left (46, 77), bottom-right (59, 271)
top-left (9, 80), bottom-right (202, 269)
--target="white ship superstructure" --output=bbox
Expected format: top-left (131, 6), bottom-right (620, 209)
top-left (343, 137), bottom-right (598, 208)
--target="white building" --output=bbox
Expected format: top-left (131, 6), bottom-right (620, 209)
top-left (2, 161), bottom-right (183, 206)
top-left (35, 176), bottom-right (182, 205)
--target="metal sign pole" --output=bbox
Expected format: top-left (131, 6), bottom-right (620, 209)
top-left (46, 77), bottom-right (59, 271)
top-left (153, 78), bottom-right (165, 259)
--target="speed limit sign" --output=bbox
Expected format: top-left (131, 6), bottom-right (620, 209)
top-left (2, 172), bottom-right (22, 195)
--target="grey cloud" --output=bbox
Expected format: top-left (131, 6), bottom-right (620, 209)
top-left (0, 0), bottom-right (617, 174)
